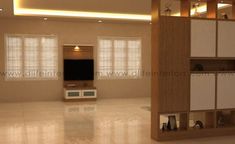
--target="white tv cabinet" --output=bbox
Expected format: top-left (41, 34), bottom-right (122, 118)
top-left (64, 87), bottom-right (97, 101)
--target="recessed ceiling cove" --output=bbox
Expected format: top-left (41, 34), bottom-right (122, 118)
top-left (13, 0), bottom-right (151, 21)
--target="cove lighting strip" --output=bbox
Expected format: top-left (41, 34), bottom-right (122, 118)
top-left (172, 3), bottom-right (232, 16)
top-left (13, 0), bottom-right (151, 21)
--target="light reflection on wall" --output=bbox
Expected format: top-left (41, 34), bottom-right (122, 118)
top-left (7, 126), bottom-right (24, 144)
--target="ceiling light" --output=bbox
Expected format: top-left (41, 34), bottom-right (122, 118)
top-left (74, 46), bottom-right (80, 52)
top-left (14, 9), bottom-right (151, 21)
top-left (98, 20), bottom-right (103, 23)
top-left (0, 8), bottom-right (3, 12)
top-left (13, 0), bottom-right (151, 21)
top-left (43, 17), bottom-right (48, 20)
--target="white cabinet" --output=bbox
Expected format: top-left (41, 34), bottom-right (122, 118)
top-left (190, 74), bottom-right (216, 111)
top-left (191, 20), bottom-right (216, 57)
top-left (218, 21), bottom-right (235, 57)
top-left (64, 88), bottom-right (97, 100)
top-left (217, 73), bottom-right (235, 109)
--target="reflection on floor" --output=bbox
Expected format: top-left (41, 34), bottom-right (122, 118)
top-left (0, 97), bottom-right (235, 144)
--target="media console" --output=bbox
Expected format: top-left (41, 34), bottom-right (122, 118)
top-left (63, 44), bottom-right (96, 102)
top-left (64, 87), bottom-right (97, 101)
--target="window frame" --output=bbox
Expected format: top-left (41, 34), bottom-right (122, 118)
top-left (4, 34), bottom-right (59, 81)
top-left (97, 36), bottom-right (142, 80)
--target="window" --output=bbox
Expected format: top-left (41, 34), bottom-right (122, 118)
top-left (5, 35), bottom-right (58, 80)
top-left (98, 37), bottom-right (142, 79)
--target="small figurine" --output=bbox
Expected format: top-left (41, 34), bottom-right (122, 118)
top-left (221, 13), bottom-right (228, 19)
top-left (162, 123), bottom-right (168, 131)
top-left (193, 2), bottom-right (201, 17)
top-left (193, 120), bottom-right (204, 129)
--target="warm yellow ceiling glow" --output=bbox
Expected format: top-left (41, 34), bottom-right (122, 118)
top-left (13, 0), bottom-right (151, 21)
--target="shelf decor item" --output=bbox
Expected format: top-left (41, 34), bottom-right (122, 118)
top-left (217, 115), bottom-right (225, 127)
top-left (167, 115), bottom-right (177, 130)
top-left (162, 123), bottom-right (168, 131)
top-left (164, 2), bottom-right (172, 16)
top-left (193, 2), bottom-right (201, 17)
top-left (193, 64), bottom-right (204, 71)
top-left (193, 120), bottom-right (204, 129)
top-left (221, 12), bottom-right (228, 19)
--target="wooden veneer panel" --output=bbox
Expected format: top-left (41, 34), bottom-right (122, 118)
top-left (158, 16), bottom-right (190, 113)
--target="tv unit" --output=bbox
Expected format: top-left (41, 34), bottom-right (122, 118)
top-left (64, 59), bottom-right (94, 81)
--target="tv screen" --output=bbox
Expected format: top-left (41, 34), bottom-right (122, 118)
top-left (64, 59), bottom-right (94, 81)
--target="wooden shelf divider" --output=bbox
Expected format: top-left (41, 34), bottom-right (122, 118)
top-left (207, 0), bottom-right (218, 19)
top-left (181, 0), bottom-right (190, 17)
top-left (152, 0), bottom-right (235, 141)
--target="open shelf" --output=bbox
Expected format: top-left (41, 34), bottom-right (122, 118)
top-left (189, 111), bottom-right (215, 130)
top-left (216, 110), bottom-right (235, 128)
top-left (159, 113), bottom-right (188, 133)
top-left (191, 59), bottom-right (235, 72)
top-left (158, 0), bottom-right (235, 21)
top-left (190, 0), bottom-right (208, 18)
top-left (160, 0), bottom-right (182, 17)
top-left (217, 1), bottom-right (234, 20)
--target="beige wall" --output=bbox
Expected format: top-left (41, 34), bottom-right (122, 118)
top-left (0, 18), bottom-right (151, 102)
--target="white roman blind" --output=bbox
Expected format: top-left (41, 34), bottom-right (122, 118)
top-left (6, 36), bottom-right (23, 78)
top-left (41, 37), bottom-right (58, 78)
top-left (98, 37), bottom-right (142, 79)
top-left (24, 37), bottom-right (39, 78)
top-left (5, 35), bottom-right (58, 80)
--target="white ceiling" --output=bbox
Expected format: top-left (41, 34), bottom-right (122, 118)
top-left (0, 0), bottom-right (151, 18)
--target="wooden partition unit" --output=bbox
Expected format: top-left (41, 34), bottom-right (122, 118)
top-left (152, 0), bottom-right (235, 141)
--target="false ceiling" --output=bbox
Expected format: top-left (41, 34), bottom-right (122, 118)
top-left (0, 0), bottom-right (151, 20)
top-left (17, 0), bottom-right (151, 14)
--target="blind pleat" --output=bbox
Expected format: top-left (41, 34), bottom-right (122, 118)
top-left (41, 37), bottom-right (58, 78)
top-left (98, 39), bottom-right (112, 77)
top-left (24, 37), bottom-right (39, 78)
top-left (114, 40), bottom-right (126, 74)
top-left (6, 36), bottom-right (23, 79)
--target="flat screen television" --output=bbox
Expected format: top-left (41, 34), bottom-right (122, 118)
top-left (64, 59), bottom-right (94, 81)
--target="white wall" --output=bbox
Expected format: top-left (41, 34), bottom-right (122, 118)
top-left (0, 18), bottom-right (151, 102)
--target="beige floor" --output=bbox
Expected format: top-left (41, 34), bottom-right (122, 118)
top-left (0, 97), bottom-right (235, 144)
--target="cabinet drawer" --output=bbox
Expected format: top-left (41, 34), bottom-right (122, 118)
top-left (82, 90), bottom-right (97, 98)
top-left (65, 90), bottom-right (82, 99)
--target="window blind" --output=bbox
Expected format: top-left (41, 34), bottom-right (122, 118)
top-left (5, 35), bottom-right (58, 80)
top-left (98, 37), bottom-right (142, 79)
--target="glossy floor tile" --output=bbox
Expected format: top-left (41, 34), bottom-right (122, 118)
top-left (0, 98), bottom-right (235, 144)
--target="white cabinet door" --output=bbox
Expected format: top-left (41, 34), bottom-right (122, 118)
top-left (191, 20), bottom-right (216, 57)
top-left (82, 90), bottom-right (97, 98)
top-left (190, 74), bottom-right (216, 111)
top-left (218, 21), bottom-right (235, 57)
top-left (217, 73), bottom-right (235, 109)
top-left (64, 89), bottom-right (82, 99)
